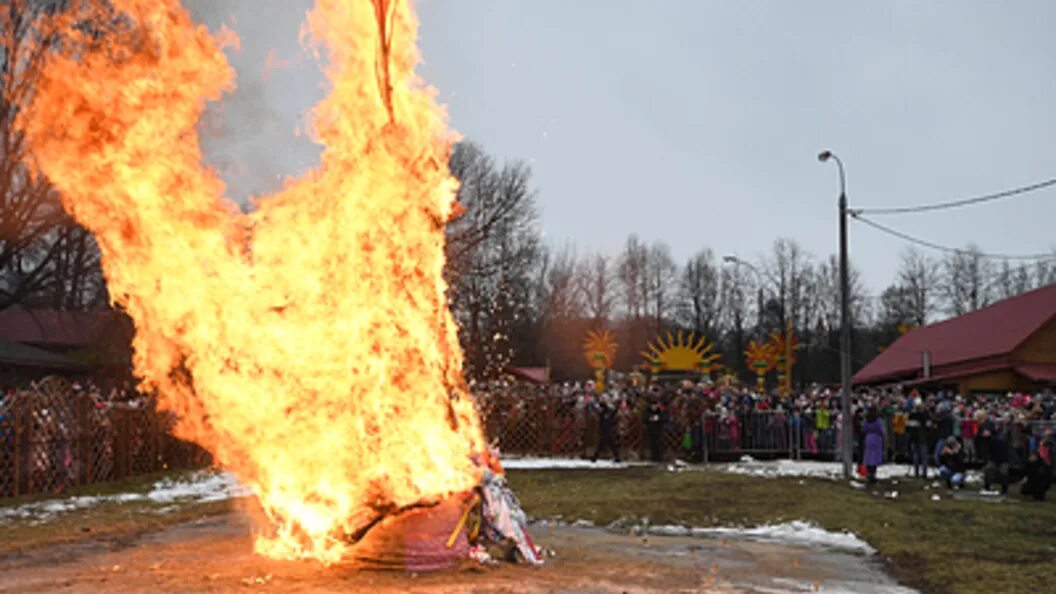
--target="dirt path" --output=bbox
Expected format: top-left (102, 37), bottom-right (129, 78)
top-left (0, 513), bottom-right (914, 593)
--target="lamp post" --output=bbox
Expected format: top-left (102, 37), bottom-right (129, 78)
top-left (817, 150), bottom-right (853, 480)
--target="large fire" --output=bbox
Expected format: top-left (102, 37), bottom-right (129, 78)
top-left (20, 0), bottom-right (485, 562)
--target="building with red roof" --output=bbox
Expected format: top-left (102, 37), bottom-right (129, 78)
top-left (854, 283), bottom-right (1056, 395)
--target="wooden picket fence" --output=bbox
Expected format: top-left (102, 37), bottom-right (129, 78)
top-left (0, 377), bottom-right (210, 498)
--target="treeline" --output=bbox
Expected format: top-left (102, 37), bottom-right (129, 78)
top-left (445, 142), bottom-right (1056, 384)
top-left (0, 1), bottom-right (107, 311)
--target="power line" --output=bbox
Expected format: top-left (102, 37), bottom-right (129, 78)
top-left (853, 177), bottom-right (1056, 215)
top-left (851, 213), bottom-right (1056, 261)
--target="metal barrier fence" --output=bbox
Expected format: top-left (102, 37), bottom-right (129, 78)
top-left (0, 377), bottom-right (210, 498)
top-left (481, 396), bottom-right (842, 462)
top-left (482, 398), bottom-right (1056, 463)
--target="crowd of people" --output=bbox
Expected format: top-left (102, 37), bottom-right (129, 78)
top-left (472, 379), bottom-right (1056, 501)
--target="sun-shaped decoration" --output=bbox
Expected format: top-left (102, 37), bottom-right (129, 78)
top-left (767, 330), bottom-right (800, 371)
top-left (641, 331), bottom-right (722, 374)
top-left (582, 329), bottom-right (618, 370)
top-left (745, 340), bottom-right (777, 375)
top-left (745, 339), bottom-right (777, 392)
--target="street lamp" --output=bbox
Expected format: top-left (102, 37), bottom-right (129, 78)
top-left (818, 149), bottom-right (853, 480)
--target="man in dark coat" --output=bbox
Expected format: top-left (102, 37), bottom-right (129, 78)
top-left (591, 393), bottom-right (620, 463)
top-left (938, 436), bottom-right (967, 489)
top-left (982, 418), bottom-right (1011, 494)
top-left (907, 399), bottom-right (931, 478)
top-left (644, 397), bottom-right (667, 463)
top-left (1021, 430), bottom-right (1054, 501)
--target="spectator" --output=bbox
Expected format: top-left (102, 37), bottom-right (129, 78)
top-left (862, 406), bottom-right (885, 484)
top-left (590, 392), bottom-right (620, 463)
top-left (644, 397), bottom-right (666, 462)
top-left (907, 399), bottom-right (930, 479)
top-left (939, 436), bottom-right (967, 489)
top-left (982, 417), bottom-right (1011, 494)
top-left (1021, 427), bottom-right (1054, 501)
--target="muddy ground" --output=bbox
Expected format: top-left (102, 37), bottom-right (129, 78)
top-left (0, 512), bottom-right (913, 593)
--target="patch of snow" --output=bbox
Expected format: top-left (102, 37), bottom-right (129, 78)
top-left (500, 457), bottom-right (647, 470)
top-left (684, 520), bottom-right (876, 555)
top-left (715, 459), bottom-right (918, 481)
top-left (0, 471), bottom-right (250, 525)
top-left (147, 472), bottom-right (251, 503)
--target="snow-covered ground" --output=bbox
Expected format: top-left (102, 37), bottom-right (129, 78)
top-left (0, 471), bottom-right (250, 525)
top-left (715, 456), bottom-right (982, 485)
top-left (502, 455), bottom-right (981, 486)
top-left (533, 516), bottom-right (876, 556)
top-left (646, 521), bottom-right (875, 555)
top-left (715, 458), bottom-right (913, 480)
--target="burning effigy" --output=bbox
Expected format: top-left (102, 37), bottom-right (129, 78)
top-left (17, 0), bottom-right (539, 568)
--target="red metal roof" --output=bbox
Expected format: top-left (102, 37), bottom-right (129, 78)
top-left (854, 284), bottom-right (1056, 385)
top-left (0, 307), bottom-right (124, 347)
top-left (506, 366), bottom-right (550, 384)
top-left (1015, 363), bottom-right (1056, 383)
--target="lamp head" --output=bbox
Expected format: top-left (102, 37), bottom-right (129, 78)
top-left (817, 150), bottom-right (832, 163)
top-left (722, 255), bottom-right (739, 265)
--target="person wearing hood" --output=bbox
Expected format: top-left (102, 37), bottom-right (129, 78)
top-left (939, 436), bottom-right (966, 489)
top-left (590, 392), bottom-right (620, 463)
top-left (862, 406), bottom-right (885, 484)
top-left (1021, 427), bottom-right (1054, 501)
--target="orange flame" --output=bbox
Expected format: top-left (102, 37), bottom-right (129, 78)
top-left (20, 0), bottom-right (484, 563)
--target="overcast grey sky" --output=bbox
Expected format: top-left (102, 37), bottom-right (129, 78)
top-left (189, 1), bottom-right (1056, 294)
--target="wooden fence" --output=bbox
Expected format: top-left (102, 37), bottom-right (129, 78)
top-left (2, 381), bottom-right (847, 500)
top-left (0, 377), bottom-right (210, 498)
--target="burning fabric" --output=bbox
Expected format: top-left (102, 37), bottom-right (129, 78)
top-left (346, 450), bottom-right (544, 569)
top-left (16, 0), bottom-right (526, 566)
top-left (472, 452), bottom-right (544, 565)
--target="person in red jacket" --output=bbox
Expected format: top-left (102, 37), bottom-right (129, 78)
top-left (962, 410), bottom-right (981, 462)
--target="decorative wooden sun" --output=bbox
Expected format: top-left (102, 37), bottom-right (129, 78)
top-left (641, 331), bottom-right (722, 373)
top-left (582, 329), bottom-right (618, 370)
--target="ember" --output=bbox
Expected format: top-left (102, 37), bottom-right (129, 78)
top-left (17, 0), bottom-right (512, 565)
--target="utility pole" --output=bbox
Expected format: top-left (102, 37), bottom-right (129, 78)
top-left (818, 150), bottom-right (854, 480)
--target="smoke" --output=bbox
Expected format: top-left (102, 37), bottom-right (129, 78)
top-left (184, 0), bottom-right (325, 209)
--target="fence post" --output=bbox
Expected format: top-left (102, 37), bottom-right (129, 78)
top-left (13, 404), bottom-right (21, 497)
top-left (703, 424), bottom-right (709, 464)
top-left (113, 409), bottom-right (129, 480)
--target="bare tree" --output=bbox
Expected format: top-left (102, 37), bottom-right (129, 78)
top-left (535, 244), bottom-right (582, 322)
top-left (445, 142), bottom-right (540, 380)
top-left (991, 260), bottom-right (1033, 301)
top-left (616, 234), bottom-right (648, 320)
top-left (577, 252), bottom-right (614, 325)
top-left (678, 248), bottom-right (721, 338)
top-left (644, 241), bottom-right (677, 331)
top-left (0, 1), bottom-right (105, 310)
top-left (813, 254), bottom-right (867, 332)
top-left (895, 247), bottom-right (938, 326)
top-left (1032, 255), bottom-right (1056, 288)
top-left (762, 238), bottom-right (813, 333)
top-left (718, 264), bottom-right (750, 373)
top-left (939, 245), bottom-right (992, 316)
